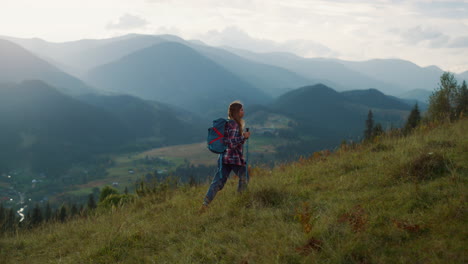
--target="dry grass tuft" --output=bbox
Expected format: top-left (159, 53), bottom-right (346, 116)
top-left (338, 205), bottom-right (368, 233)
top-left (397, 152), bottom-right (450, 181)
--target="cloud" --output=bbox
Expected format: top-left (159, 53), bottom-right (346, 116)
top-left (413, 1), bottom-right (468, 19)
top-left (198, 26), bottom-right (339, 58)
top-left (107, 14), bottom-right (149, 30)
top-left (401, 26), bottom-right (445, 43)
top-left (153, 26), bottom-right (181, 36)
top-left (449, 36), bottom-right (468, 48)
top-left (145, 0), bottom-right (171, 3)
top-left (395, 25), bottom-right (451, 48)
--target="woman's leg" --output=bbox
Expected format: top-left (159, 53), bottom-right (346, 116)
top-left (233, 165), bottom-right (248, 193)
top-left (203, 163), bottom-right (232, 205)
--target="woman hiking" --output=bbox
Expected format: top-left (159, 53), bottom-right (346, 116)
top-left (201, 101), bottom-right (251, 211)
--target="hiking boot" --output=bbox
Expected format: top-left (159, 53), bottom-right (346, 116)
top-left (198, 204), bottom-right (209, 215)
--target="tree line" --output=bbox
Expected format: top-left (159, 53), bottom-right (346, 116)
top-left (0, 198), bottom-right (94, 234)
top-left (363, 72), bottom-right (467, 141)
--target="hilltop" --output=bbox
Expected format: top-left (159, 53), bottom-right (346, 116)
top-left (1, 119), bottom-right (466, 263)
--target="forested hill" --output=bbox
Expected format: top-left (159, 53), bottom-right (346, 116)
top-left (269, 84), bottom-right (409, 141)
top-left (1, 118), bottom-right (466, 263)
top-left (0, 80), bottom-right (204, 175)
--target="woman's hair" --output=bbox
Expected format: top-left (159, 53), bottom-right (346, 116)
top-left (228, 101), bottom-right (245, 132)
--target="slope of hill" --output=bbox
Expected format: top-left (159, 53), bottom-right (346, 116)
top-left (2, 118), bottom-right (466, 263)
top-left (76, 93), bottom-right (204, 145)
top-left (0, 39), bottom-right (94, 95)
top-left (86, 41), bottom-right (271, 115)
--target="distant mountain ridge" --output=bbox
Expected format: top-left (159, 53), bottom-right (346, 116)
top-left (223, 47), bottom-right (467, 98)
top-left (86, 41), bottom-right (271, 115)
top-left (1, 34), bottom-right (319, 97)
top-left (5, 34), bottom-right (465, 101)
top-left (0, 39), bottom-right (94, 95)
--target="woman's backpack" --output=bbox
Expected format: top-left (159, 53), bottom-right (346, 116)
top-left (207, 118), bottom-right (228, 154)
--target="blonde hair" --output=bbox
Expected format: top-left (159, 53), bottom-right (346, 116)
top-left (228, 101), bottom-right (244, 132)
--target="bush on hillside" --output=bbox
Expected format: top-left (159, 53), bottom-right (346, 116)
top-left (425, 140), bottom-right (456, 149)
top-left (99, 194), bottom-right (135, 208)
top-left (99, 186), bottom-right (119, 202)
top-left (252, 187), bottom-right (286, 208)
top-left (371, 143), bottom-right (394, 152)
top-left (232, 187), bottom-right (288, 209)
top-left (396, 152), bottom-right (450, 181)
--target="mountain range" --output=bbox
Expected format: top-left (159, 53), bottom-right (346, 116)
top-left (0, 33), bottom-right (465, 173)
top-left (86, 41), bottom-right (271, 115)
top-left (4, 33), bottom-right (466, 103)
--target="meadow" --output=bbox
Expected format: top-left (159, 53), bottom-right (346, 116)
top-left (0, 119), bottom-right (466, 264)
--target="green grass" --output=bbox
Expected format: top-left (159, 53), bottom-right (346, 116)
top-left (1, 119), bottom-right (467, 263)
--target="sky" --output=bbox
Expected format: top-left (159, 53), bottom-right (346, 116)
top-left (1, 0), bottom-right (467, 73)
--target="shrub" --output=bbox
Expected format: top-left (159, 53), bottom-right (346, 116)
top-left (99, 186), bottom-right (119, 202)
top-left (252, 187), bottom-right (286, 208)
top-left (397, 152), bottom-right (450, 181)
top-left (99, 194), bottom-right (135, 208)
top-left (371, 143), bottom-right (393, 152)
top-left (425, 140), bottom-right (456, 149)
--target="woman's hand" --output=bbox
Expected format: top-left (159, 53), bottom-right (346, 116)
top-left (243, 131), bottom-right (251, 139)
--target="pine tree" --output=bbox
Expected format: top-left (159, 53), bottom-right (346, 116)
top-left (70, 204), bottom-right (78, 217)
top-left (87, 194), bottom-right (97, 210)
top-left (0, 203), bottom-right (5, 233)
top-left (189, 174), bottom-right (198, 186)
top-left (31, 203), bottom-right (43, 227)
top-left (456, 80), bottom-right (468, 117)
top-left (24, 211), bottom-right (32, 229)
top-left (364, 110), bottom-right (374, 140)
top-left (45, 201), bottom-right (52, 222)
top-left (5, 208), bottom-right (16, 232)
top-left (59, 205), bottom-right (67, 222)
top-left (79, 205), bottom-right (84, 216)
top-left (404, 103), bottom-right (421, 133)
top-left (373, 123), bottom-right (384, 137)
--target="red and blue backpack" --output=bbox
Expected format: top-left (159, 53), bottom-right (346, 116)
top-left (207, 118), bottom-right (229, 154)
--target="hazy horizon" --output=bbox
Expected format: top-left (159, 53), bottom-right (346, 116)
top-left (1, 0), bottom-right (467, 73)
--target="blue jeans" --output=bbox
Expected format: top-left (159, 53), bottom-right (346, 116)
top-left (203, 160), bottom-right (248, 206)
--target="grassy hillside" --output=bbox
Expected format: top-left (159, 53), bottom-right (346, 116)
top-left (1, 119), bottom-right (467, 263)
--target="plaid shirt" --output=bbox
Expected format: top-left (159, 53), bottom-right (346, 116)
top-left (222, 120), bottom-right (246, 166)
